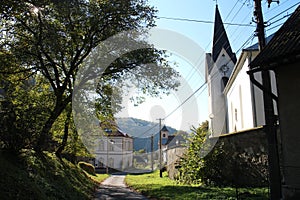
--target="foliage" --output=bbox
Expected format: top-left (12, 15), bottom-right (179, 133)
top-left (178, 121), bottom-right (269, 187)
top-left (125, 170), bottom-right (269, 200)
top-left (178, 121), bottom-right (211, 184)
top-left (0, 0), bottom-right (180, 152)
top-left (0, 75), bottom-right (55, 152)
top-left (78, 161), bottom-right (96, 176)
top-left (0, 150), bottom-right (96, 200)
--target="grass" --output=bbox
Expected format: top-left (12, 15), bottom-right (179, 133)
top-left (87, 173), bottom-right (109, 184)
top-left (125, 171), bottom-right (269, 200)
top-left (0, 150), bottom-right (98, 200)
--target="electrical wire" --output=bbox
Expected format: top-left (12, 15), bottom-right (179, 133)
top-left (266, 22), bottom-right (284, 32)
top-left (130, 2), bottom-right (296, 136)
top-left (235, 33), bottom-right (256, 54)
top-left (268, 13), bottom-right (292, 26)
top-left (132, 123), bottom-right (158, 138)
top-left (158, 16), bottom-right (255, 27)
top-left (224, 0), bottom-right (240, 22)
top-left (163, 80), bottom-right (206, 120)
top-left (266, 2), bottom-right (300, 22)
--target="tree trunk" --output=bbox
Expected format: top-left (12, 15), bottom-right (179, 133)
top-left (56, 105), bottom-right (71, 159)
top-left (35, 97), bottom-right (70, 152)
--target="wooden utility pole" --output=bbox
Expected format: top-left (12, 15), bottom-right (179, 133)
top-left (158, 118), bottom-right (163, 178)
top-left (253, 0), bottom-right (281, 199)
top-left (151, 134), bottom-right (154, 171)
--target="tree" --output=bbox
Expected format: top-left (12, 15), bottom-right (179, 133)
top-left (178, 121), bottom-right (211, 184)
top-left (0, 74), bottom-right (55, 152)
top-left (0, 0), bottom-right (180, 152)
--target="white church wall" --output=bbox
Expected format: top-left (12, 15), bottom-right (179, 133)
top-left (226, 56), bottom-right (255, 132)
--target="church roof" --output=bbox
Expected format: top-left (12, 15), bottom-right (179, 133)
top-left (161, 125), bottom-right (169, 132)
top-left (212, 5), bottom-right (237, 63)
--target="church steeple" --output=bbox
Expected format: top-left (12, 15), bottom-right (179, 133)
top-left (212, 5), bottom-right (237, 63)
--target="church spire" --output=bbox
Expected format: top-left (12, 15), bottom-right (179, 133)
top-left (212, 5), bottom-right (237, 63)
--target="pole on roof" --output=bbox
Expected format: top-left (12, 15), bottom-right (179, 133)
top-left (253, 0), bottom-right (282, 199)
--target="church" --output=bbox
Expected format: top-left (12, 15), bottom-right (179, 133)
top-left (206, 5), bottom-right (277, 136)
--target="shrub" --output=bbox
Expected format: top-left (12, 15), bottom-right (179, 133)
top-left (78, 161), bottom-right (96, 176)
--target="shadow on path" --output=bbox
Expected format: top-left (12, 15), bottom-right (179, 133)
top-left (93, 174), bottom-right (149, 200)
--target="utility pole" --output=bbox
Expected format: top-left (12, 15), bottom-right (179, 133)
top-left (253, 0), bottom-right (281, 199)
top-left (158, 118), bottom-right (163, 178)
top-left (151, 134), bottom-right (154, 172)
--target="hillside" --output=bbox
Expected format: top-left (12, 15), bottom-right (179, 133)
top-left (116, 117), bottom-right (178, 152)
top-left (0, 150), bottom-right (96, 200)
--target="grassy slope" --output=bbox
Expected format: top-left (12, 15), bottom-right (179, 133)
top-left (125, 171), bottom-right (269, 200)
top-left (0, 150), bottom-right (100, 200)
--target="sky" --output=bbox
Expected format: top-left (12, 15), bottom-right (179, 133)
top-left (116, 0), bottom-right (300, 131)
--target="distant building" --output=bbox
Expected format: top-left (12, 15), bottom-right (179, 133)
top-left (160, 125), bottom-right (186, 165)
top-left (94, 126), bottom-right (133, 171)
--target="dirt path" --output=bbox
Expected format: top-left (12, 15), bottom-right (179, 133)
top-left (93, 174), bottom-right (149, 200)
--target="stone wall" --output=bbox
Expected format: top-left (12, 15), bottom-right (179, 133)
top-left (166, 146), bottom-right (187, 180)
top-left (210, 127), bottom-right (269, 187)
top-left (167, 126), bottom-right (274, 187)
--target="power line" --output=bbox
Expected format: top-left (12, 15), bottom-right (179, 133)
top-left (224, 0), bottom-right (240, 21)
top-left (266, 22), bottom-right (284, 32)
top-left (266, 2), bottom-right (300, 22)
top-left (267, 13), bottom-right (292, 26)
top-left (132, 3), bottom-right (294, 129)
top-left (236, 33), bottom-right (256, 54)
top-left (158, 16), bottom-right (255, 27)
top-left (163, 81), bottom-right (207, 120)
top-left (132, 123), bottom-right (158, 138)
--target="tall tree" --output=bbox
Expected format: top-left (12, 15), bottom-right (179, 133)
top-left (0, 0), bottom-right (180, 152)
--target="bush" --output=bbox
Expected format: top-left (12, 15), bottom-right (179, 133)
top-left (78, 161), bottom-right (96, 176)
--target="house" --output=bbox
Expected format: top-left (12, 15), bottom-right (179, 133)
top-left (206, 5), bottom-right (237, 136)
top-left (250, 5), bottom-right (300, 199)
top-left (94, 127), bottom-right (133, 171)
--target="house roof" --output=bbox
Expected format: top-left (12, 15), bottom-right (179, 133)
top-left (212, 5), bottom-right (237, 64)
top-left (162, 134), bottom-right (186, 147)
top-left (244, 34), bottom-right (274, 51)
top-left (105, 128), bottom-right (131, 138)
top-left (250, 5), bottom-right (300, 69)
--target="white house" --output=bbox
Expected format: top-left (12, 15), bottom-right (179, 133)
top-left (94, 128), bottom-right (133, 171)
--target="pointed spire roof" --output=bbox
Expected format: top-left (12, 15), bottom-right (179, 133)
top-left (161, 125), bottom-right (169, 132)
top-left (212, 5), bottom-right (237, 63)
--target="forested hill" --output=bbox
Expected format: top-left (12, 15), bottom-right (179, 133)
top-left (116, 117), bottom-right (177, 152)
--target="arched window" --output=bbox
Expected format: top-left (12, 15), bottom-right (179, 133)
top-left (221, 76), bottom-right (229, 91)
